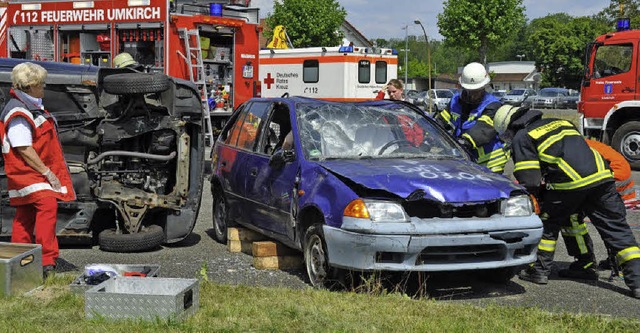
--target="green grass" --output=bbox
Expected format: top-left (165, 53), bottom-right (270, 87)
top-left (0, 274), bottom-right (638, 333)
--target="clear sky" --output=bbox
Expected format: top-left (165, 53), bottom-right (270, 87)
top-left (251, 0), bottom-right (613, 41)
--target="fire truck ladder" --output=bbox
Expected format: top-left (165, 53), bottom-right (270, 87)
top-left (177, 28), bottom-right (214, 146)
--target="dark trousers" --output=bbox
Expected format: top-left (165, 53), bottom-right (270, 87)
top-left (535, 182), bottom-right (640, 289)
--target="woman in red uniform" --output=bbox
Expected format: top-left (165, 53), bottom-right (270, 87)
top-left (0, 62), bottom-right (75, 278)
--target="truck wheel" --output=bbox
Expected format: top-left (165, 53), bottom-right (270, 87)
top-left (98, 225), bottom-right (165, 252)
top-left (103, 73), bottom-right (170, 95)
top-left (611, 121), bottom-right (640, 170)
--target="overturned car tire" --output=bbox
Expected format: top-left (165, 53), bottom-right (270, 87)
top-left (98, 225), bottom-right (165, 253)
top-left (102, 73), bottom-right (171, 95)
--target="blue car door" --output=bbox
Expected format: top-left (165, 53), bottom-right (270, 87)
top-left (217, 102), bottom-right (271, 225)
top-left (244, 103), bottom-right (298, 239)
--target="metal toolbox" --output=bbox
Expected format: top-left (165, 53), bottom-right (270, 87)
top-left (85, 276), bottom-right (199, 321)
top-left (0, 242), bottom-right (42, 297)
top-left (69, 264), bottom-right (160, 293)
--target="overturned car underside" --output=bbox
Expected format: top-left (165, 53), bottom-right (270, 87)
top-left (0, 60), bottom-right (205, 252)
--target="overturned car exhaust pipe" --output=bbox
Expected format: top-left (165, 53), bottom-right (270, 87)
top-left (87, 150), bottom-right (177, 165)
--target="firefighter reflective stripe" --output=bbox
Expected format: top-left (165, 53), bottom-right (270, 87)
top-left (8, 183), bottom-right (69, 198)
top-left (439, 110), bottom-right (452, 124)
top-left (514, 160), bottom-right (540, 172)
top-left (538, 239), bottom-right (556, 252)
top-left (548, 149), bottom-right (613, 190)
top-left (616, 246), bottom-right (640, 265)
top-left (462, 133), bottom-right (476, 147)
top-left (540, 152), bottom-right (581, 181)
top-left (478, 114), bottom-right (494, 126)
top-left (537, 130), bottom-right (581, 152)
top-left (561, 214), bottom-right (589, 254)
top-left (483, 148), bottom-right (509, 172)
top-left (527, 120), bottom-right (575, 139)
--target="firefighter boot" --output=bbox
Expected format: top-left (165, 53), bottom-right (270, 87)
top-left (519, 265), bottom-right (548, 284)
top-left (519, 249), bottom-right (554, 284)
top-left (558, 260), bottom-right (598, 281)
top-left (621, 259), bottom-right (640, 299)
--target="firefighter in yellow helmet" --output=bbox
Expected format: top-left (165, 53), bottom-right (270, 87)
top-left (113, 52), bottom-right (143, 71)
top-left (493, 104), bottom-right (640, 299)
top-left (435, 62), bottom-right (508, 173)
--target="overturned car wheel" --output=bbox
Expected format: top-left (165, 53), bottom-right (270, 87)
top-left (102, 73), bottom-right (171, 95)
top-left (98, 225), bottom-right (165, 252)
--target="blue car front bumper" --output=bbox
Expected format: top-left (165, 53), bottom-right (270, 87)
top-left (323, 215), bottom-right (543, 272)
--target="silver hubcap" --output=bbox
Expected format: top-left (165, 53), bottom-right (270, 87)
top-left (214, 196), bottom-right (226, 238)
top-left (305, 234), bottom-right (327, 287)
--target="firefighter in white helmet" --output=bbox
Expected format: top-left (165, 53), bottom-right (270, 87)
top-left (435, 62), bottom-right (508, 173)
top-left (493, 104), bottom-right (640, 299)
top-left (113, 52), bottom-right (143, 71)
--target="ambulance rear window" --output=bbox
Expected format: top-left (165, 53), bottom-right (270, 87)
top-left (303, 60), bottom-right (319, 83)
top-left (375, 61), bottom-right (388, 84)
top-left (358, 60), bottom-right (371, 83)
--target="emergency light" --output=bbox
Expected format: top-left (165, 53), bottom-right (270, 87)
top-left (617, 18), bottom-right (631, 31)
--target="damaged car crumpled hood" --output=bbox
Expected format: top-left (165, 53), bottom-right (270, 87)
top-left (317, 158), bottom-right (521, 203)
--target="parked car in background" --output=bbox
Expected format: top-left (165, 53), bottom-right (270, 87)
top-left (405, 90), bottom-right (427, 110)
top-left (503, 88), bottom-right (536, 106)
top-left (210, 96), bottom-right (543, 288)
top-left (531, 87), bottom-right (570, 109)
top-left (0, 58), bottom-right (206, 253)
top-left (427, 88), bottom-right (454, 114)
top-left (491, 91), bottom-right (506, 102)
top-left (560, 90), bottom-right (580, 109)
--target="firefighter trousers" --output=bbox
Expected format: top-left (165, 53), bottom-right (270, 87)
top-left (11, 197), bottom-right (59, 267)
top-left (534, 182), bottom-right (640, 289)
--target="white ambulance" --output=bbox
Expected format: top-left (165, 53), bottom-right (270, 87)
top-left (259, 45), bottom-right (398, 101)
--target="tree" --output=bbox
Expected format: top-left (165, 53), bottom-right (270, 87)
top-left (437, 0), bottom-right (526, 64)
top-left (527, 14), bottom-right (609, 88)
top-left (596, 0), bottom-right (640, 29)
top-left (264, 0), bottom-right (347, 48)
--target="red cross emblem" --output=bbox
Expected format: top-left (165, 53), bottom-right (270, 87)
top-left (264, 73), bottom-right (275, 89)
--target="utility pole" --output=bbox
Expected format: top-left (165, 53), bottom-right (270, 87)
top-left (403, 25), bottom-right (409, 86)
top-left (414, 20), bottom-right (431, 114)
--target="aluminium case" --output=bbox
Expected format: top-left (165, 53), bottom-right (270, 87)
top-left (85, 276), bottom-right (199, 321)
top-left (0, 242), bottom-right (42, 297)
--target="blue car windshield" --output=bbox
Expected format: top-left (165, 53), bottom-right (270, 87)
top-left (295, 103), bottom-right (464, 160)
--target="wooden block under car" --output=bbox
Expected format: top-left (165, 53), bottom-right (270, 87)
top-left (252, 241), bottom-right (299, 257)
top-left (227, 239), bottom-right (253, 255)
top-left (227, 227), bottom-right (268, 242)
top-left (253, 255), bottom-right (303, 270)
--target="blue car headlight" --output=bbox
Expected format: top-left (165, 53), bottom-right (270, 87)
top-left (344, 199), bottom-right (410, 222)
top-left (501, 195), bottom-right (533, 217)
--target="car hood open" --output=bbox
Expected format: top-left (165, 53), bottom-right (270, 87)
top-left (317, 158), bottom-right (521, 203)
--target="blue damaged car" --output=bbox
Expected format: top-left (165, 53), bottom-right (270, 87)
top-left (210, 96), bottom-right (543, 287)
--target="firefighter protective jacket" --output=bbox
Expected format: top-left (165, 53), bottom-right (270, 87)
top-left (0, 90), bottom-right (75, 206)
top-left (511, 116), bottom-right (613, 193)
top-left (438, 93), bottom-right (508, 172)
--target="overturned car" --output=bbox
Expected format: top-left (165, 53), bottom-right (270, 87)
top-left (0, 59), bottom-right (205, 252)
top-left (210, 96), bottom-right (543, 287)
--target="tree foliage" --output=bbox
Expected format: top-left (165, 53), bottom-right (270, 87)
top-left (596, 0), bottom-right (640, 29)
top-left (437, 0), bottom-right (526, 64)
top-left (526, 14), bottom-right (609, 88)
top-left (264, 0), bottom-right (347, 48)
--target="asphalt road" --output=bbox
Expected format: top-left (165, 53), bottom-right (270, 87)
top-left (58, 108), bottom-right (640, 318)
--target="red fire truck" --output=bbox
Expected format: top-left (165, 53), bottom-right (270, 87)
top-left (0, 0), bottom-right (261, 135)
top-left (579, 18), bottom-right (640, 169)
